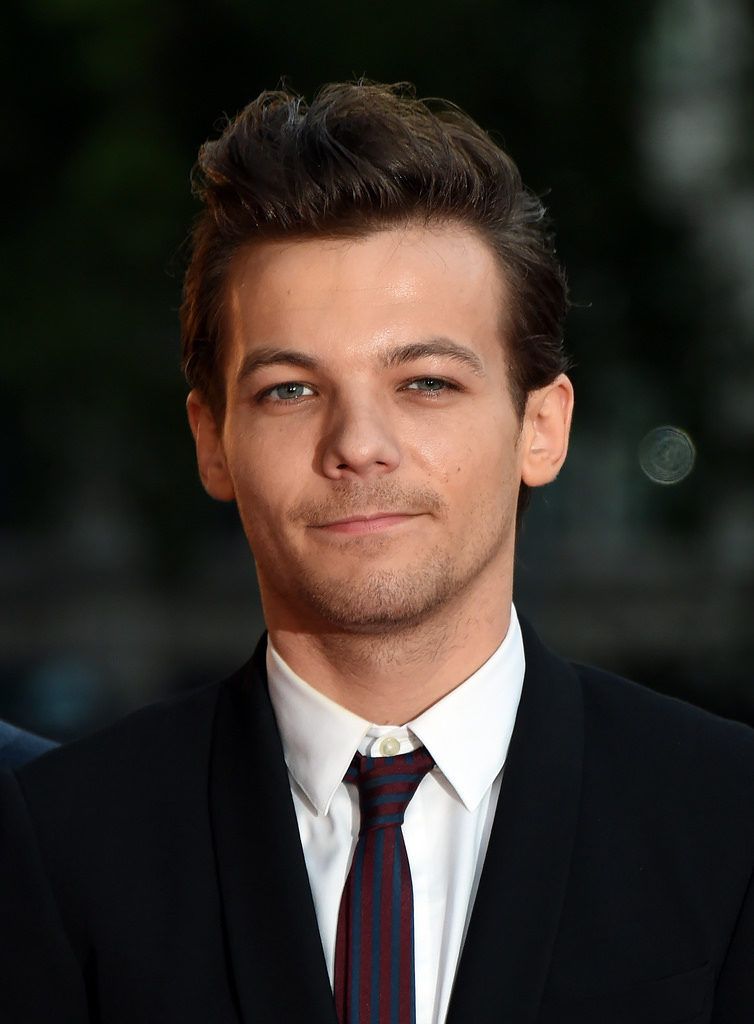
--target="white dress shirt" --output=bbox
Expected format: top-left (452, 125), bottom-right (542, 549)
top-left (266, 604), bottom-right (525, 1024)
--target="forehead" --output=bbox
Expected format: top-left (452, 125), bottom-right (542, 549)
top-left (225, 222), bottom-right (508, 363)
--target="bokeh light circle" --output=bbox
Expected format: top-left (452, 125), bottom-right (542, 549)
top-left (638, 426), bottom-right (696, 485)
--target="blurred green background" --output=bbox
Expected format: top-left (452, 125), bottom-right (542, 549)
top-left (2, 0), bottom-right (753, 740)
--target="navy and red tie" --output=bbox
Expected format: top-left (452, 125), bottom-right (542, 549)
top-left (334, 747), bottom-right (435, 1024)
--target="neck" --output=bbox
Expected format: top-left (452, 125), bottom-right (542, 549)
top-left (265, 586), bottom-right (513, 725)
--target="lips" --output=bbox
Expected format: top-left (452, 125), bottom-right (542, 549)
top-left (319, 512), bottom-right (412, 527)
top-left (313, 512), bottom-right (420, 534)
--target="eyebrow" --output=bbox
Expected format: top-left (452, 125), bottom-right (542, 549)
top-left (382, 339), bottom-right (486, 377)
top-left (236, 347), bottom-right (319, 383)
top-left (235, 337), bottom-right (486, 384)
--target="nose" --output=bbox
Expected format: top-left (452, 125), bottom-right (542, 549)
top-left (319, 393), bottom-right (401, 480)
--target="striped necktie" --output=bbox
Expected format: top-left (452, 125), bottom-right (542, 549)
top-left (334, 747), bottom-right (435, 1024)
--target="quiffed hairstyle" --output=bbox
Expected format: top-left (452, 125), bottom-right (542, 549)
top-left (180, 81), bottom-right (569, 511)
top-left (182, 79), bottom-right (569, 407)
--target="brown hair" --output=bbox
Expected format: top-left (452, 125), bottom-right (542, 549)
top-left (181, 81), bottom-right (570, 514)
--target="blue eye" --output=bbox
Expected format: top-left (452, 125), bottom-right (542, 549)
top-left (406, 378), bottom-right (451, 392)
top-left (265, 382), bottom-right (314, 401)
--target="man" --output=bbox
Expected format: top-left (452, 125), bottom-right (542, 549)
top-left (1, 81), bottom-right (752, 1023)
top-left (0, 719), bottom-right (55, 769)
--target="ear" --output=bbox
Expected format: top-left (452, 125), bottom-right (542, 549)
top-left (186, 390), bottom-right (235, 502)
top-left (520, 374), bottom-right (574, 488)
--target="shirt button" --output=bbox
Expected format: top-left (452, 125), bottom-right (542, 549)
top-left (379, 736), bottom-right (400, 757)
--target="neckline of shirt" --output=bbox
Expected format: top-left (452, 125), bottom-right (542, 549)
top-left (266, 604), bottom-right (525, 816)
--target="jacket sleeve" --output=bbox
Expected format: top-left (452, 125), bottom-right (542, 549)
top-left (712, 858), bottom-right (754, 1020)
top-left (0, 770), bottom-right (90, 1023)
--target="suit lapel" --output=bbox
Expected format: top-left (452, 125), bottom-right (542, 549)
top-left (209, 621), bottom-right (582, 1024)
top-left (446, 619), bottom-right (584, 1024)
top-left (209, 637), bottom-right (339, 1024)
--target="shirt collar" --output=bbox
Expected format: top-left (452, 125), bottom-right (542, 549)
top-left (266, 604), bottom-right (525, 815)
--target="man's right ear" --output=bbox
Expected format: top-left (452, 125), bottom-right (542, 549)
top-left (186, 390), bottom-right (235, 502)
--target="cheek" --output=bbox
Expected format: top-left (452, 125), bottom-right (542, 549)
top-left (442, 434), bottom-right (521, 523)
top-left (410, 419), bottom-right (474, 476)
top-left (224, 443), bottom-right (282, 529)
top-left (225, 439), bottom-right (314, 549)
top-left (413, 415), bottom-right (516, 484)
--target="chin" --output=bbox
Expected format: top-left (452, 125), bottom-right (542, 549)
top-left (292, 561), bottom-right (468, 633)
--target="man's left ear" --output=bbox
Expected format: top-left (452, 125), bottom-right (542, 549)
top-left (520, 374), bottom-right (574, 488)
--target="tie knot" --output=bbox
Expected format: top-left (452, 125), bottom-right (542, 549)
top-left (345, 747), bottom-right (435, 833)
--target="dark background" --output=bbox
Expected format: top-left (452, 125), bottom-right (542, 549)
top-left (2, 0), bottom-right (752, 741)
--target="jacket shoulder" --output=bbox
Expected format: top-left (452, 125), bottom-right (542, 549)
top-left (574, 660), bottom-right (754, 746)
top-left (572, 660), bottom-right (754, 807)
top-left (0, 720), bottom-right (57, 770)
top-left (13, 667), bottom-right (246, 819)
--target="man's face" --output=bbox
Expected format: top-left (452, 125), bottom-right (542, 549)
top-left (193, 223), bottom-right (553, 634)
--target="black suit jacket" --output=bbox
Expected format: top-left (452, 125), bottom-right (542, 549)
top-left (0, 719), bottom-right (56, 770)
top-left (1, 620), bottom-right (753, 1023)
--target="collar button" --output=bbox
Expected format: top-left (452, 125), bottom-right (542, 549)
top-left (379, 736), bottom-right (400, 757)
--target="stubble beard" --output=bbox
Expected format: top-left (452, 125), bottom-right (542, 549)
top-left (262, 502), bottom-right (515, 636)
top-left (295, 552), bottom-right (465, 633)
